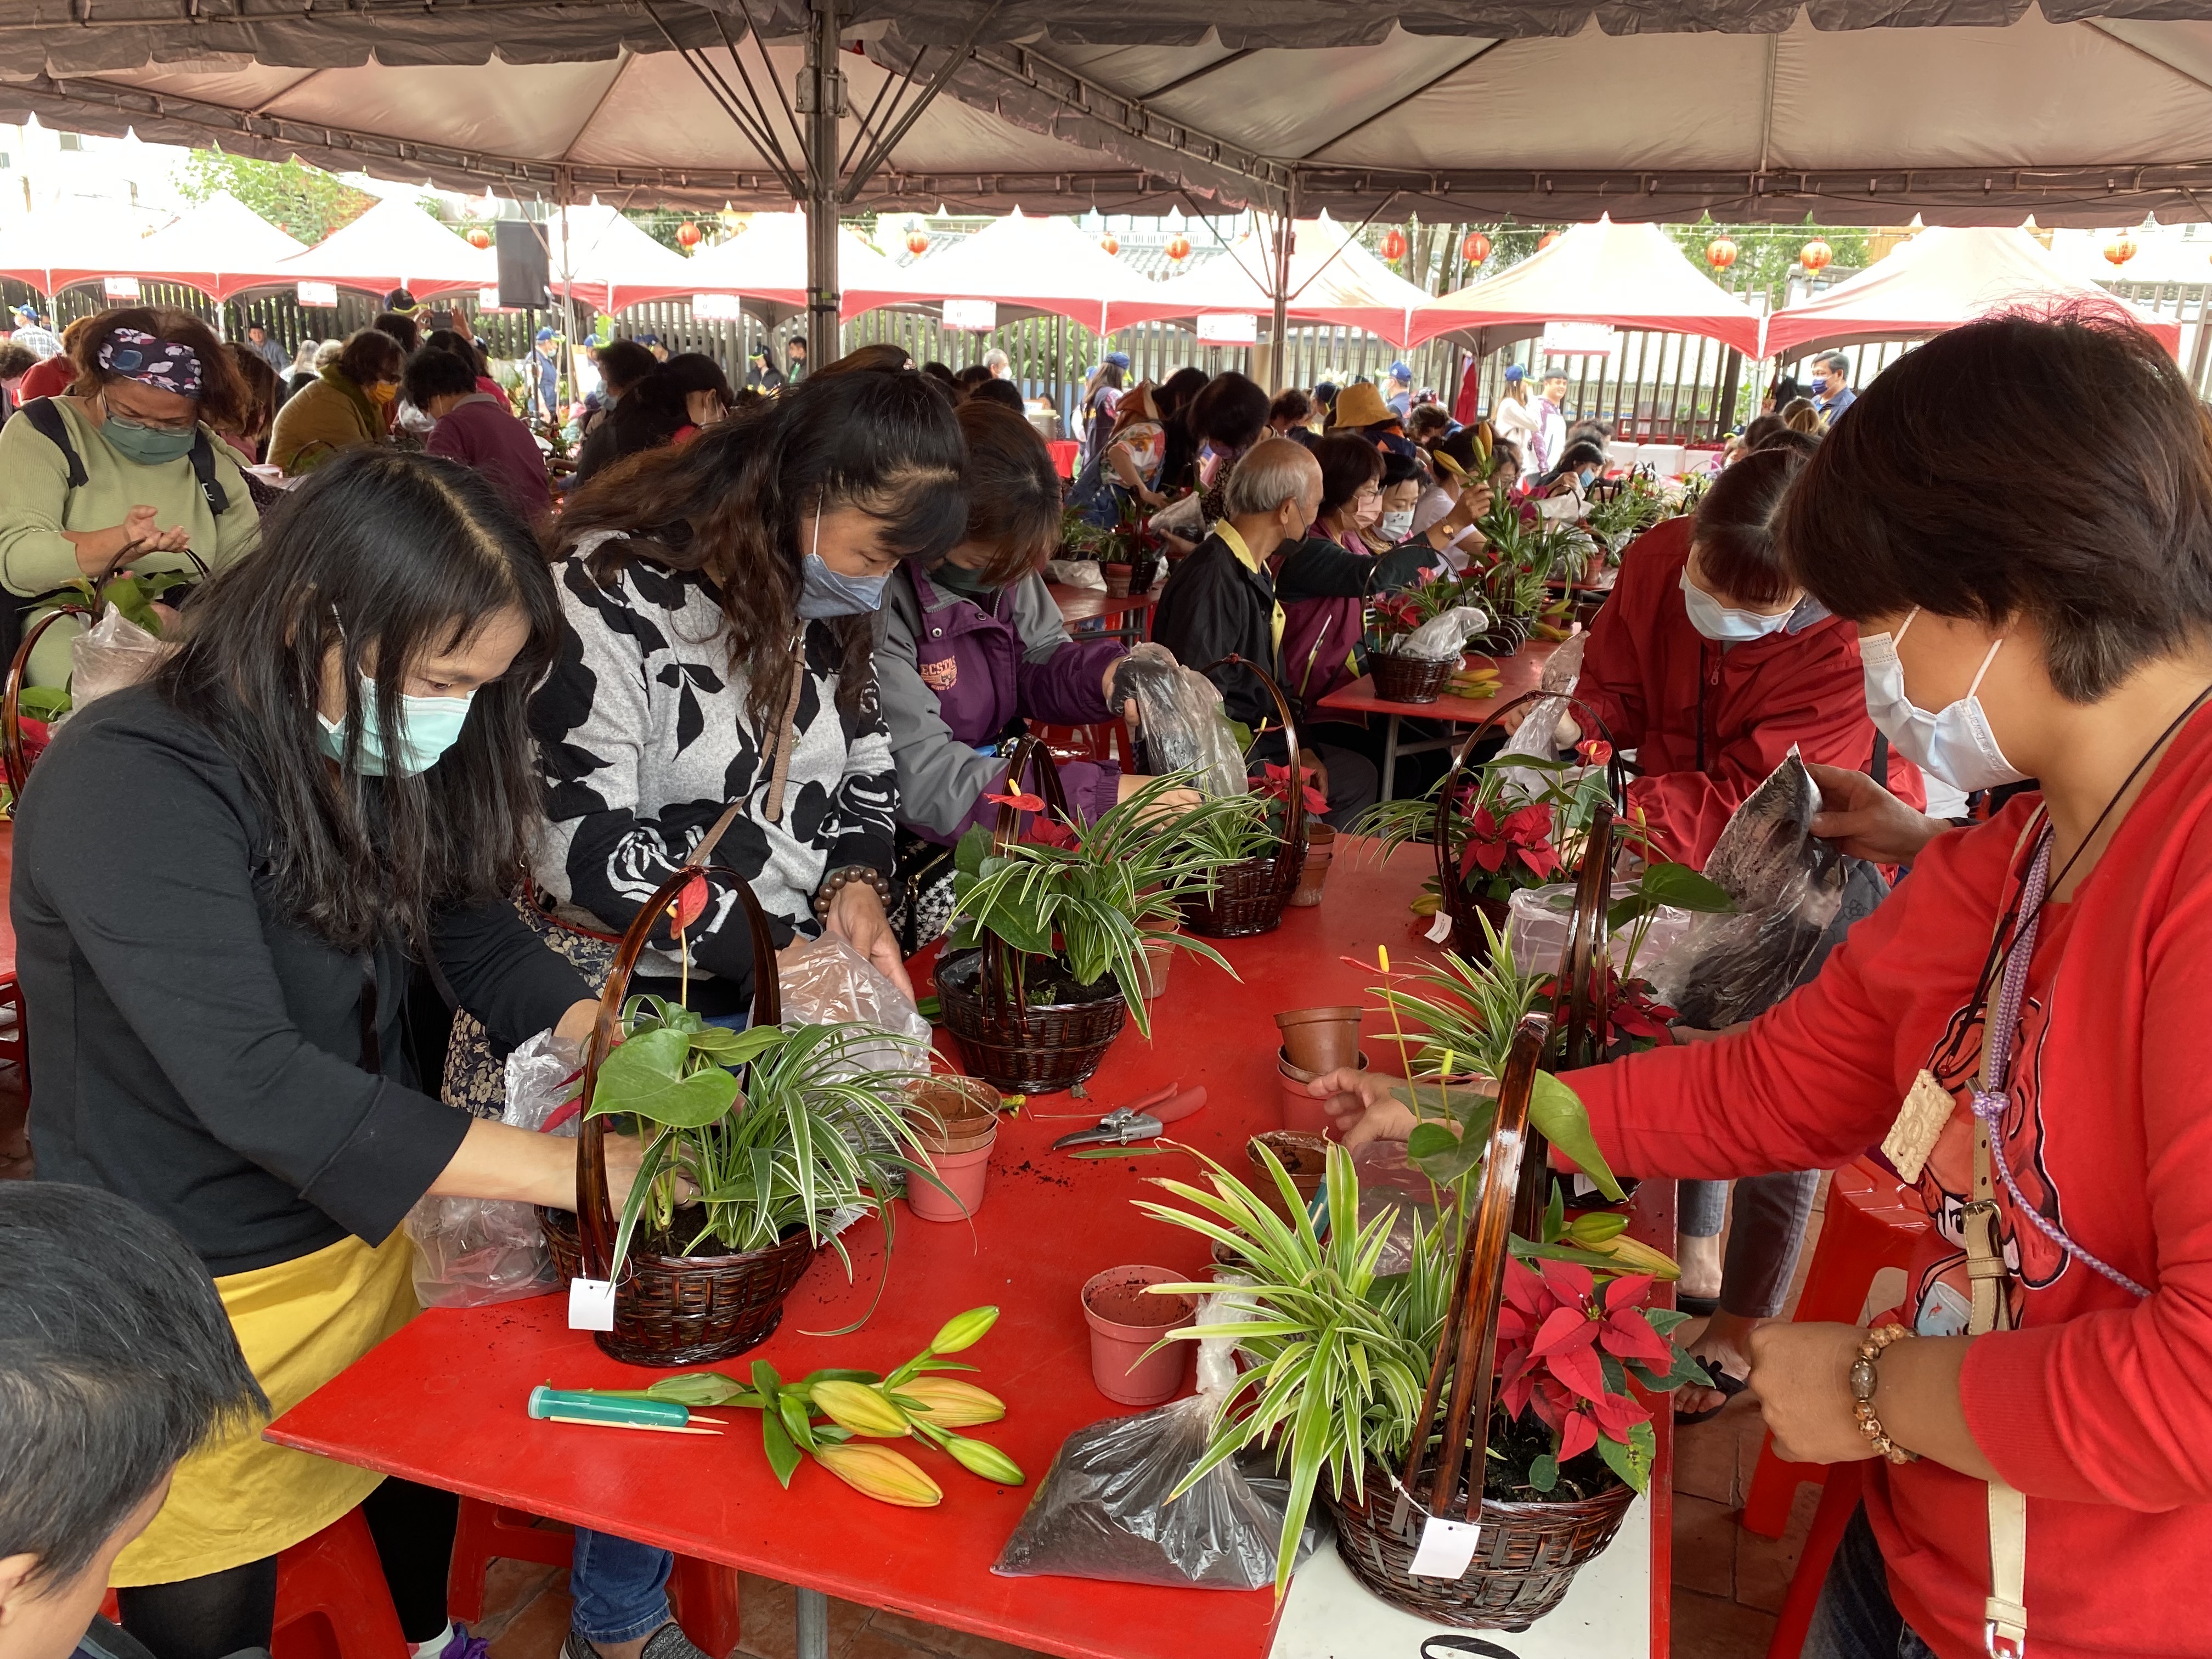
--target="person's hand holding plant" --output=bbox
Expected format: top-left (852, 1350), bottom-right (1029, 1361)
top-left (822, 878), bottom-right (915, 1001)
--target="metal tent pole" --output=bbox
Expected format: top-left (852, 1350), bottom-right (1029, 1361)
top-left (1268, 188), bottom-right (1294, 393)
top-left (802, 0), bottom-right (843, 367)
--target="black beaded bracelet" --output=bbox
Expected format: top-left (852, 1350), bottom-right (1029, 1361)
top-left (812, 864), bottom-right (894, 919)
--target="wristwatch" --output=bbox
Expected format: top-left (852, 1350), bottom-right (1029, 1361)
top-left (1849, 1323), bottom-right (1921, 1465)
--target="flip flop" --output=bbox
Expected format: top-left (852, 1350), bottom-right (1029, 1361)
top-left (1674, 1367), bottom-right (1748, 1427)
top-left (1676, 1291), bottom-right (1721, 1317)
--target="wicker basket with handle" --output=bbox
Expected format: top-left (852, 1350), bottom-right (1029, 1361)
top-left (1368, 648), bottom-right (1458, 706)
top-left (540, 800), bottom-right (817, 1367)
top-left (1177, 654), bottom-right (1307, 939)
top-left (934, 734), bottom-right (1127, 1093)
top-left (2, 604), bottom-right (92, 797)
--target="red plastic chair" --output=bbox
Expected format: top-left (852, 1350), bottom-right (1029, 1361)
top-left (1763, 1462), bottom-right (1864, 1659)
top-left (445, 1496), bottom-right (741, 1657)
top-left (1742, 1157), bottom-right (1928, 1536)
top-left (1028, 715), bottom-right (1135, 770)
top-left (269, 1508), bottom-right (410, 1659)
top-left (1047, 439), bottom-right (1080, 479)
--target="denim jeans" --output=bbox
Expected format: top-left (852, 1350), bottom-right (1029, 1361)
top-left (1677, 1169), bottom-right (1821, 1319)
top-left (1803, 1506), bottom-right (1941, 1659)
top-left (568, 1529), bottom-right (672, 1646)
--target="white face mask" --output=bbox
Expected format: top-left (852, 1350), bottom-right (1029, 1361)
top-left (1680, 568), bottom-right (1793, 644)
top-left (1860, 608), bottom-right (2028, 792)
top-left (1379, 508), bottom-right (1415, 541)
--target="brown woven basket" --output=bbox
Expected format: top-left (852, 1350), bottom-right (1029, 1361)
top-left (542, 1207), bottom-right (814, 1367)
top-left (2, 604), bottom-right (92, 798)
top-left (1369, 650), bottom-right (1457, 705)
top-left (541, 802), bottom-right (820, 1367)
top-left (936, 946), bottom-right (1126, 1094)
top-left (1328, 1462), bottom-right (1638, 1630)
top-left (1177, 654), bottom-right (1307, 940)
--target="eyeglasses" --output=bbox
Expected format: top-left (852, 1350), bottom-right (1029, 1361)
top-left (99, 391), bottom-right (197, 434)
top-left (1352, 483), bottom-right (1383, 503)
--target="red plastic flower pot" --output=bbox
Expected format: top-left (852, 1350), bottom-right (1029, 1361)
top-left (1274, 1006), bottom-right (1362, 1073)
top-left (1080, 1266), bottom-right (1195, 1406)
top-left (907, 1135), bottom-right (995, 1222)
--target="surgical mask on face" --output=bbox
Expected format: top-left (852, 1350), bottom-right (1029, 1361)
top-left (315, 673), bottom-right (474, 777)
top-left (1379, 509), bottom-right (1415, 541)
top-left (795, 507), bottom-right (889, 620)
top-left (1680, 568), bottom-right (1793, 644)
top-left (1859, 608), bottom-right (2027, 792)
top-left (100, 412), bottom-right (198, 467)
top-left (366, 380), bottom-right (398, 407)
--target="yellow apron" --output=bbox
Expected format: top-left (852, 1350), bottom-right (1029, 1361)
top-left (111, 1231), bottom-right (419, 1587)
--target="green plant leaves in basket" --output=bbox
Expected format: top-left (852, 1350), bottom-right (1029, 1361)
top-left (1398, 1070), bottom-right (1623, 1201)
top-left (587, 1026), bottom-right (740, 1127)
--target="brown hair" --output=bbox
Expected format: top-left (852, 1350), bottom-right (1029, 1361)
top-left (1313, 432), bottom-right (1383, 516)
top-left (1780, 397), bottom-right (1822, 433)
top-left (1781, 306), bottom-right (2212, 701)
top-left (1692, 446), bottom-right (1804, 606)
top-left (69, 306), bottom-right (249, 433)
top-left (336, 329), bottom-right (403, 388)
top-left (222, 342), bottom-right (281, 444)
top-left (949, 398), bottom-right (1061, 587)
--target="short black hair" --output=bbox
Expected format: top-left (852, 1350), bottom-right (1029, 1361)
top-left (1694, 446), bottom-right (1804, 606)
top-left (1380, 449), bottom-right (1424, 489)
top-left (1783, 307), bottom-right (2212, 701)
top-left (402, 343), bottom-right (479, 409)
top-left (1742, 413), bottom-right (1786, 451)
top-left (595, 340), bottom-right (657, 395)
top-left (337, 328), bottom-right (404, 387)
top-left (953, 364), bottom-right (993, 391)
top-left (1313, 432), bottom-right (1383, 514)
top-left (1157, 365), bottom-right (1210, 418)
top-left (371, 310), bottom-right (420, 354)
top-left (0, 1184), bottom-right (264, 1589)
top-left (1268, 388), bottom-right (1311, 426)
top-left (1188, 371), bottom-right (1269, 452)
top-left (967, 377), bottom-right (1025, 414)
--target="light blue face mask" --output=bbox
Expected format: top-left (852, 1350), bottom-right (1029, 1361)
top-left (315, 674), bottom-right (475, 777)
top-left (101, 413), bottom-right (198, 467)
top-left (794, 507), bottom-right (890, 619)
top-left (1679, 567), bottom-right (1794, 645)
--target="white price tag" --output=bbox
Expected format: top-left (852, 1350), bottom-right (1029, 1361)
top-left (567, 1277), bottom-right (617, 1331)
top-left (1424, 910), bottom-right (1454, 944)
top-left (1572, 1172), bottom-right (1600, 1198)
top-left (1408, 1515), bottom-right (1482, 1579)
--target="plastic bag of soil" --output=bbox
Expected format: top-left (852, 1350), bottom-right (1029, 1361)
top-left (992, 1288), bottom-right (1326, 1590)
top-left (1381, 605), bottom-right (1490, 663)
top-left (1491, 631), bottom-right (1587, 794)
top-left (1114, 642), bottom-right (1248, 800)
top-left (1644, 750), bottom-right (1849, 1028)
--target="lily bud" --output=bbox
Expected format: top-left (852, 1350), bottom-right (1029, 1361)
top-left (926, 1305), bottom-right (1001, 1356)
top-left (1565, 1212), bottom-right (1628, 1245)
top-left (814, 1442), bottom-right (943, 1507)
top-left (939, 1433), bottom-right (1025, 1487)
top-left (810, 1379), bottom-right (911, 1438)
top-left (893, 1377), bottom-right (1006, 1428)
top-left (1595, 1236), bottom-right (1681, 1282)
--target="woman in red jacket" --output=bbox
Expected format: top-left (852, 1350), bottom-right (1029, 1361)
top-left (1316, 309), bottom-right (2212, 1659)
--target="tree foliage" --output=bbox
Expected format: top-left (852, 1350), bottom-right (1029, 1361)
top-left (170, 152), bottom-right (374, 245)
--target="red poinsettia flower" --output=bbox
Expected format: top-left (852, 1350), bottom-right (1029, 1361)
top-left (1492, 1256), bottom-right (1664, 1451)
top-left (986, 789), bottom-right (1046, 812)
top-left (1460, 800), bottom-right (1561, 881)
top-left (1259, 762), bottom-right (1329, 815)
top-left (1575, 737), bottom-right (1613, 767)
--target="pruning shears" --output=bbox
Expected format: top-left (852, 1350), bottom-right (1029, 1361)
top-left (1051, 1108), bottom-right (1165, 1150)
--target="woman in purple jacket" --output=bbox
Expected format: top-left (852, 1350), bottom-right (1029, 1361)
top-left (877, 400), bottom-right (1176, 944)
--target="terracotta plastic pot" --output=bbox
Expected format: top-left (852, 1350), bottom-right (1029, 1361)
top-left (1247, 1131), bottom-right (1330, 1223)
top-left (909, 1135), bottom-right (995, 1222)
top-left (1279, 1048), bottom-right (1369, 1135)
top-left (1288, 824), bottom-right (1337, 908)
top-left (903, 1075), bottom-right (1003, 1155)
top-left (1276, 1006), bottom-right (1362, 1073)
top-left (1081, 1265), bottom-right (1195, 1406)
top-left (1103, 562), bottom-right (1135, 598)
top-left (1131, 935), bottom-right (1177, 1000)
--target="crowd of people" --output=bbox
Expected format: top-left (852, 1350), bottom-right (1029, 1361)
top-left (0, 277), bottom-right (2201, 1659)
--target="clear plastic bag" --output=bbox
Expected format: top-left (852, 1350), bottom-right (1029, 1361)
top-left (1506, 881), bottom-right (1693, 980)
top-left (1044, 557), bottom-right (1106, 591)
top-left (1380, 604), bottom-right (1490, 663)
top-left (992, 1288), bottom-right (1327, 1590)
top-left (1115, 643), bottom-right (1248, 799)
top-left (405, 1030), bottom-right (579, 1308)
top-left (1644, 750), bottom-right (1847, 1028)
top-left (69, 603), bottom-right (170, 711)
top-left (776, 933), bottom-right (932, 1080)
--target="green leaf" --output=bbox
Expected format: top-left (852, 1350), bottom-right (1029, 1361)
top-left (642, 1372), bottom-right (746, 1407)
top-left (686, 1024), bottom-right (786, 1065)
top-left (777, 1390), bottom-right (819, 1453)
top-left (1597, 1419), bottom-right (1657, 1493)
top-left (1529, 1453), bottom-right (1560, 1493)
top-left (1069, 1146), bottom-right (1169, 1159)
top-left (953, 826), bottom-right (991, 879)
top-left (588, 1028), bottom-right (739, 1127)
top-left (760, 1405), bottom-right (803, 1488)
top-left (1639, 861), bottom-right (1736, 915)
top-left (1644, 1307), bottom-right (1694, 1339)
top-left (1403, 1122), bottom-right (1460, 1161)
top-left (1528, 1072), bottom-right (1624, 1201)
top-left (1543, 1181), bottom-right (1567, 1244)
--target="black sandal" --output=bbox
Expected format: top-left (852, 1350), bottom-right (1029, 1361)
top-left (1673, 1367), bottom-right (1748, 1427)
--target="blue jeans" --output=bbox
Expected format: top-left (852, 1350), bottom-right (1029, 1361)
top-left (1804, 1506), bottom-right (1940, 1659)
top-left (1678, 1170), bottom-right (1821, 1319)
top-left (568, 1529), bottom-right (672, 1645)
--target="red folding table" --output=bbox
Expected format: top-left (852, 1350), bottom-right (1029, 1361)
top-left (1318, 640), bottom-right (1562, 799)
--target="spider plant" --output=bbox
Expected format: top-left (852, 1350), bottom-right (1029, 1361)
top-left (1367, 915), bottom-right (1548, 1082)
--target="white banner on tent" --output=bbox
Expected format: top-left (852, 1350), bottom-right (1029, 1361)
top-left (1542, 321), bottom-right (1618, 358)
top-left (101, 276), bottom-right (141, 301)
top-left (943, 298), bottom-right (997, 331)
top-left (296, 281), bottom-right (338, 308)
top-left (691, 293), bottom-right (746, 320)
top-left (1197, 312), bottom-right (1259, 345)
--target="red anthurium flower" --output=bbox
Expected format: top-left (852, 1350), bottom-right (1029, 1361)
top-left (1576, 737), bottom-right (1613, 766)
top-left (1025, 817), bottom-right (1079, 849)
top-left (1558, 1407), bottom-right (1599, 1463)
top-left (669, 872), bottom-right (709, 932)
top-left (986, 789), bottom-right (1046, 812)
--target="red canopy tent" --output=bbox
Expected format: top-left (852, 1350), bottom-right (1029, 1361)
top-left (1763, 224), bottom-right (2182, 358)
top-left (1406, 216), bottom-right (1764, 356)
top-left (1145, 212), bottom-right (1431, 347)
top-left (681, 211), bottom-right (911, 324)
top-left (895, 208), bottom-right (1182, 334)
top-left (0, 192), bottom-right (309, 302)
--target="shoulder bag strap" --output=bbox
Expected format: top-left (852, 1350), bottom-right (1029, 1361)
top-left (20, 397), bottom-right (87, 489)
top-left (188, 428), bottom-right (231, 516)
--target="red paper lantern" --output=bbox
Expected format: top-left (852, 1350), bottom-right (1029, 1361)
top-left (1705, 236), bottom-right (1737, 270)
top-left (1462, 231), bottom-right (1492, 266)
top-left (1799, 238), bottom-right (1833, 273)
top-left (1165, 233), bottom-right (1192, 262)
top-left (466, 226), bottom-right (490, 250)
top-left (906, 228), bottom-right (930, 256)
top-left (1538, 231), bottom-right (1560, 250)
top-left (1379, 228), bottom-right (1407, 262)
top-left (2105, 231), bottom-right (2140, 267)
top-left (676, 221), bottom-right (702, 248)
top-left (1099, 233), bottom-right (1120, 255)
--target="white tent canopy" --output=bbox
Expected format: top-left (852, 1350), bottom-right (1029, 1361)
top-left (270, 196), bottom-right (494, 297)
top-left (896, 210), bottom-right (1186, 335)
top-left (1763, 225), bottom-right (2185, 358)
top-left (537, 204), bottom-right (705, 315)
top-left (680, 212), bottom-right (912, 324)
top-left (9, 5), bottom-right (2212, 223)
top-left (1145, 213), bottom-right (1434, 346)
top-left (1408, 217), bottom-right (1764, 356)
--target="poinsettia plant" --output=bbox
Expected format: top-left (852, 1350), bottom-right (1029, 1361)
top-left (1366, 565), bottom-right (1480, 658)
top-left (1251, 760), bottom-right (1327, 837)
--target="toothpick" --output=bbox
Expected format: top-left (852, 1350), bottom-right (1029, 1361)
top-left (543, 1416), bottom-right (723, 1437)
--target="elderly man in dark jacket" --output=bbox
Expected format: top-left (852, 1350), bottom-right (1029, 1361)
top-left (1149, 437), bottom-right (1381, 825)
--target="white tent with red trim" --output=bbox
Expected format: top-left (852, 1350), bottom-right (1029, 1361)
top-left (1406, 217), bottom-right (1763, 356)
top-left (1143, 213), bottom-right (1432, 346)
top-left (539, 204), bottom-right (704, 314)
top-left (680, 211), bottom-right (912, 324)
top-left (269, 196), bottom-right (495, 299)
top-left (893, 208), bottom-right (1186, 335)
top-left (1764, 224), bottom-right (2183, 359)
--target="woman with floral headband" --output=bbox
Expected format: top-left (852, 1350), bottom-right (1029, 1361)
top-left (0, 306), bottom-right (259, 682)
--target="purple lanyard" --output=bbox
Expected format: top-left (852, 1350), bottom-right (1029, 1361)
top-left (1970, 830), bottom-right (2151, 1301)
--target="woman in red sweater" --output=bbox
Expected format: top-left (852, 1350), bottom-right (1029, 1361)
top-left (1314, 309), bottom-right (2212, 1659)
